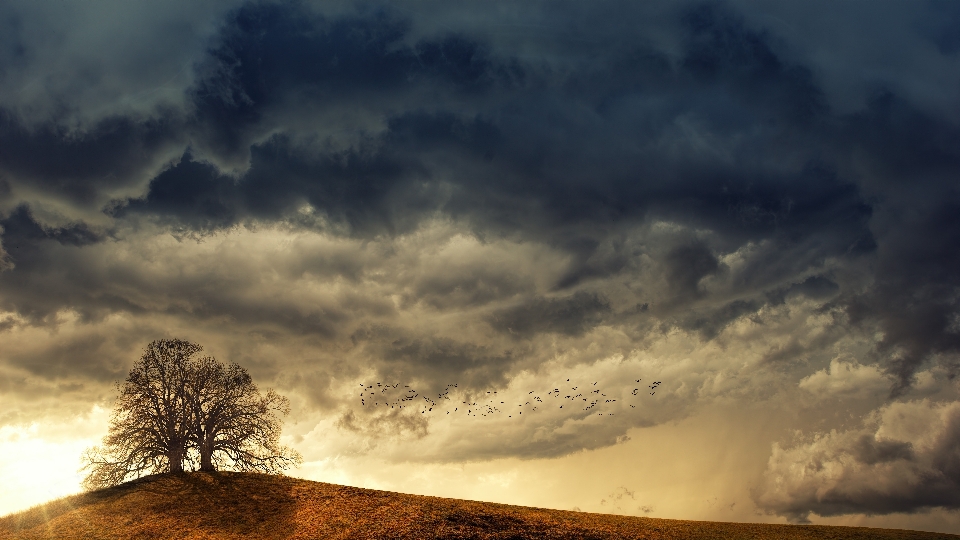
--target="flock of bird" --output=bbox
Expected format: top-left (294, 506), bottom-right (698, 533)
top-left (357, 379), bottom-right (663, 417)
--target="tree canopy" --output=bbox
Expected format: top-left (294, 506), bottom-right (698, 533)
top-left (81, 339), bottom-right (301, 490)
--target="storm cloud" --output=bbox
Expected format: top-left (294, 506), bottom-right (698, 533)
top-left (756, 400), bottom-right (960, 522)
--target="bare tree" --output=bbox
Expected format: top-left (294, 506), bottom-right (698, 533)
top-left (81, 339), bottom-right (300, 490)
top-left (81, 339), bottom-right (197, 490)
top-left (187, 356), bottom-right (301, 473)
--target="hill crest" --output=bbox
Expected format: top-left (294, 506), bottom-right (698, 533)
top-left (1, 472), bottom-right (956, 539)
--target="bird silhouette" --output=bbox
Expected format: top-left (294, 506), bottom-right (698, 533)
top-left (355, 375), bottom-right (662, 420)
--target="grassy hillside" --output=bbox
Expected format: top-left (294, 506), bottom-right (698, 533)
top-left (0, 472), bottom-right (955, 540)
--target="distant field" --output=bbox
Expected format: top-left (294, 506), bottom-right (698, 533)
top-left (1, 472), bottom-right (955, 539)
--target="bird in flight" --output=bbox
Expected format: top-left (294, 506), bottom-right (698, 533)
top-left (355, 376), bottom-right (662, 419)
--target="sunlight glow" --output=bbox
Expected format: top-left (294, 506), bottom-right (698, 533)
top-left (0, 408), bottom-right (108, 516)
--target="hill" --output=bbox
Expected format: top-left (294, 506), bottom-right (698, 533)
top-left (0, 472), bottom-right (955, 539)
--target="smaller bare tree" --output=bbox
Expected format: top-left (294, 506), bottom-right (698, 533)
top-left (187, 356), bottom-right (301, 473)
top-left (81, 339), bottom-right (300, 490)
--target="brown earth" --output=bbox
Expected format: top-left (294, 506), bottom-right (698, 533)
top-left (0, 472), bottom-right (955, 540)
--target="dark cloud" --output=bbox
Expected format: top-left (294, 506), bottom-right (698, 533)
top-left (189, 2), bottom-right (415, 155)
top-left (108, 151), bottom-right (237, 231)
top-left (128, 1), bottom-right (867, 252)
top-left (0, 176), bottom-right (12, 202)
top-left (355, 327), bottom-right (518, 389)
top-left (0, 205), bottom-right (125, 321)
top-left (488, 291), bottom-right (611, 338)
top-left (0, 205), bottom-right (101, 249)
top-left (840, 93), bottom-right (960, 392)
top-left (678, 299), bottom-right (761, 340)
top-left (552, 236), bottom-right (628, 290)
top-left (336, 408), bottom-right (429, 441)
top-left (414, 33), bottom-right (522, 93)
top-left (755, 401), bottom-right (960, 522)
top-left (0, 12), bottom-right (27, 81)
top-left (0, 1), bottom-right (949, 375)
top-left (401, 260), bottom-right (533, 310)
top-left (4, 0), bottom-right (944, 370)
top-left (0, 204), bottom-right (103, 297)
top-left (0, 109), bottom-right (181, 204)
top-left (384, 111), bottom-right (502, 162)
top-left (111, 134), bottom-right (423, 236)
top-left (851, 434), bottom-right (914, 465)
top-left (768, 275), bottom-right (839, 305)
top-left (663, 242), bottom-right (720, 301)
top-left (680, 3), bottom-right (826, 123)
top-left (6, 330), bottom-right (124, 381)
top-left (1, 200), bottom-right (375, 328)
top-left (924, 0), bottom-right (960, 55)
top-left (188, 1), bottom-right (522, 158)
top-left (28, 0), bottom-right (858, 266)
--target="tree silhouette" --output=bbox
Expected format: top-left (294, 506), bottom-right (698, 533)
top-left (81, 339), bottom-right (301, 490)
top-left (187, 355), bottom-right (299, 473)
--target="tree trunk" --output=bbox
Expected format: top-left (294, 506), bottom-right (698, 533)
top-left (199, 437), bottom-right (216, 471)
top-left (169, 448), bottom-right (184, 473)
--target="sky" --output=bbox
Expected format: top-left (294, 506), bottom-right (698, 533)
top-left (1, 0), bottom-right (960, 533)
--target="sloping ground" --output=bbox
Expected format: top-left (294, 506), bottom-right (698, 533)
top-left (0, 472), bottom-right (955, 540)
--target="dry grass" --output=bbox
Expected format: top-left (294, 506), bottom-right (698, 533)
top-left (0, 472), bottom-right (955, 540)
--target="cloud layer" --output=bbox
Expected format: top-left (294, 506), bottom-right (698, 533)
top-left (756, 399), bottom-right (960, 522)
